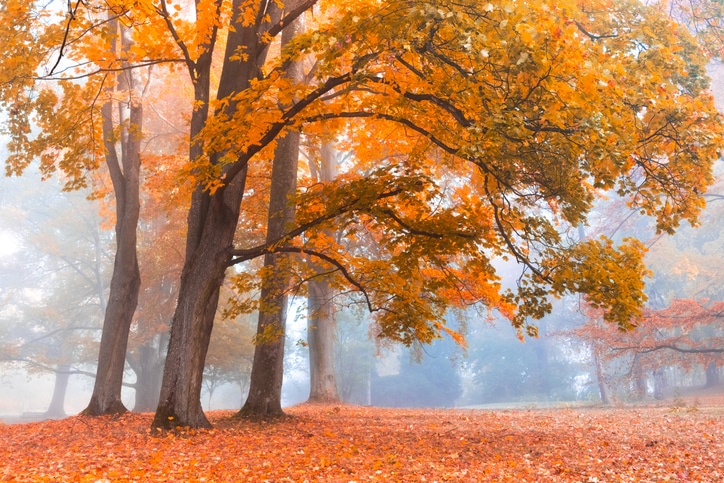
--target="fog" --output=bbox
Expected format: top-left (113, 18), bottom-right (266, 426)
top-left (1, 64), bottom-right (723, 424)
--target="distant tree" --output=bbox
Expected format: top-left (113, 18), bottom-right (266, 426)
top-left (463, 325), bottom-right (586, 405)
top-left (573, 166), bottom-right (724, 400)
top-left (0, 175), bottom-right (110, 417)
top-left (334, 309), bottom-right (376, 405)
top-left (202, 306), bottom-right (255, 409)
top-left (371, 337), bottom-right (463, 408)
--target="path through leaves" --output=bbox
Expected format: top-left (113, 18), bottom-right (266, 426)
top-left (1, 404), bottom-right (723, 481)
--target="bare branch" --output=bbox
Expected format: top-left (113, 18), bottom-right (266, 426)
top-left (612, 344), bottom-right (724, 354)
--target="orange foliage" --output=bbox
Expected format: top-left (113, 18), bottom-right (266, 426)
top-left (2, 404), bottom-right (724, 481)
top-left (576, 300), bottom-right (724, 374)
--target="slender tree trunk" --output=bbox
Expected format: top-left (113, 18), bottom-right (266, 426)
top-left (82, 21), bottom-right (142, 416)
top-left (532, 318), bottom-right (549, 397)
top-left (631, 353), bottom-right (647, 400)
top-left (43, 365), bottom-right (70, 419)
top-left (593, 342), bottom-right (610, 405)
top-left (239, 7), bottom-right (304, 418)
top-left (239, 131), bottom-right (300, 417)
top-left (308, 278), bottom-right (339, 402)
top-left (130, 340), bottom-right (165, 412)
top-left (307, 142), bottom-right (340, 403)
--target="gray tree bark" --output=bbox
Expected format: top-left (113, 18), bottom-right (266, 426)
top-left (705, 361), bottom-right (720, 388)
top-left (239, 4), bottom-right (305, 418)
top-left (153, 0), bottom-right (306, 429)
top-left (307, 143), bottom-right (340, 403)
top-left (82, 20), bottom-right (142, 416)
top-left (43, 364), bottom-right (71, 419)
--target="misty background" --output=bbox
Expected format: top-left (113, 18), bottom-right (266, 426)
top-left (1, 63), bottom-right (723, 421)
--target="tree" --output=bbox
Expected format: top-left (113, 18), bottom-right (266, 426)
top-left (371, 337), bottom-right (463, 408)
top-left (202, 307), bottom-right (255, 409)
top-left (305, 142), bottom-right (341, 403)
top-left (82, 18), bottom-right (145, 416)
top-left (572, 157), bottom-right (724, 401)
top-left (0, 173), bottom-right (111, 416)
top-left (239, 2), bottom-right (307, 417)
top-left (0, 0), bottom-right (174, 415)
top-left (164, 0), bottom-right (723, 427)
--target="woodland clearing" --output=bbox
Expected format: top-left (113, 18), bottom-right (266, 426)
top-left (1, 398), bottom-right (723, 482)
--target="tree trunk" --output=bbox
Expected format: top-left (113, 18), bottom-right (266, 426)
top-left (631, 353), bottom-right (647, 400)
top-left (653, 367), bottom-right (667, 400)
top-left (151, 0), bottom-right (305, 429)
top-left (533, 318), bottom-right (549, 397)
top-left (307, 143), bottom-right (340, 403)
top-left (238, 2), bottom-right (304, 419)
top-left (152, 174), bottom-right (247, 429)
top-left (43, 365), bottom-right (70, 419)
top-left (593, 342), bottom-right (610, 405)
top-left (238, 132), bottom-right (300, 417)
top-left (705, 361), bottom-right (720, 388)
top-left (308, 278), bottom-right (339, 402)
top-left (130, 339), bottom-right (165, 412)
top-left (82, 21), bottom-right (142, 416)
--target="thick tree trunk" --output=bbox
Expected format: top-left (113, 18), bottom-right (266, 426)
top-left (153, 174), bottom-right (247, 429)
top-left (308, 279), bottom-right (339, 402)
top-left (238, 3), bottom-right (304, 419)
top-left (152, 0), bottom-right (307, 429)
top-left (307, 142), bottom-right (339, 403)
top-left (82, 21), bottom-right (142, 416)
top-left (43, 365), bottom-right (70, 419)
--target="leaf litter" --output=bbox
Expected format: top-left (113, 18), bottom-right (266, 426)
top-left (1, 404), bottom-right (723, 482)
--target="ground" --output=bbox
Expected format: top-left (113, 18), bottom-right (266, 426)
top-left (1, 395), bottom-right (723, 482)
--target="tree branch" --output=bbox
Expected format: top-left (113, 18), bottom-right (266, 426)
top-left (275, 246), bottom-right (375, 313)
top-left (612, 344), bottom-right (724, 354)
top-left (228, 185), bottom-right (405, 263)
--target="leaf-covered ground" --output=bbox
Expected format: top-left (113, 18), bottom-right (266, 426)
top-left (1, 402), bottom-right (723, 482)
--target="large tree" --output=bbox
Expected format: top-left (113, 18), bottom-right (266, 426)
top-left (82, 18), bottom-right (144, 416)
top-left (168, 0), bottom-right (721, 427)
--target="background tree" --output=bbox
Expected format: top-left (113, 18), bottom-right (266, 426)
top-left (371, 337), bottom-right (463, 408)
top-left (0, 0), bottom-right (184, 416)
top-left (0, 173), bottom-right (110, 417)
top-left (202, 308), bottom-right (255, 409)
top-left (305, 142), bottom-right (341, 403)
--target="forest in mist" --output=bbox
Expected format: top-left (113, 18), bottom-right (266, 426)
top-left (1, 140), bottom-right (722, 418)
top-left (1, 0), bottom-right (724, 429)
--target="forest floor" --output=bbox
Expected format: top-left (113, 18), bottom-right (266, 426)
top-left (1, 394), bottom-right (724, 482)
